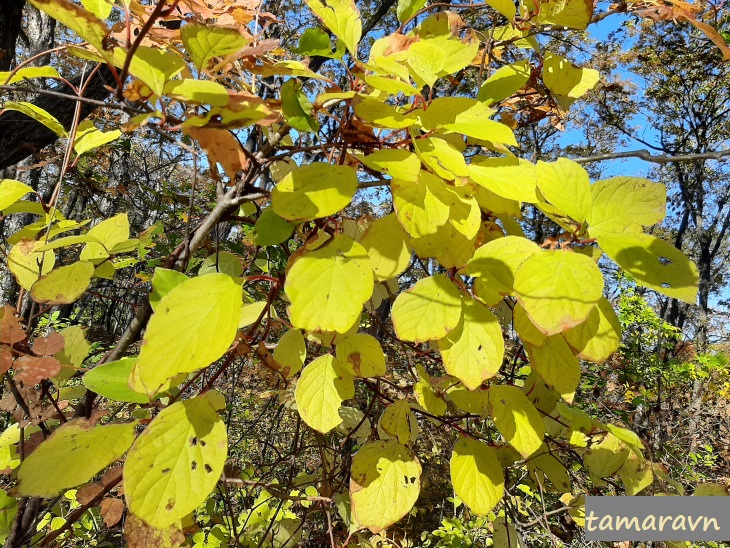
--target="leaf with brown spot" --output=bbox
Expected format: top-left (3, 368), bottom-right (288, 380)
top-left (124, 513), bottom-right (185, 548)
top-left (31, 332), bottom-right (65, 356)
top-left (0, 306), bottom-right (25, 346)
top-left (101, 497), bottom-right (125, 527)
top-left (13, 356), bottom-right (62, 385)
top-left (76, 483), bottom-right (104, 505)
top-left (183, 126), bottom-right (249, 180)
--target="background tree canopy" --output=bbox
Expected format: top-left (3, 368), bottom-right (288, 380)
top-left (1, 0), bottom-right (730, 546)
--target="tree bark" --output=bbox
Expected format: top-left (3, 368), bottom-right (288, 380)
top-left (0, 0), bottom-right (25, 71)
top-left (0, 64), bottom-right (116, 170)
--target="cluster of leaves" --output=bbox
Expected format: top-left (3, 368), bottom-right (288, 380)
top-left (0, 0), bottom-right (724, 545)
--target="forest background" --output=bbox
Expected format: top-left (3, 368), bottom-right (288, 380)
top-left (1, 0), bottom-right (730, 546)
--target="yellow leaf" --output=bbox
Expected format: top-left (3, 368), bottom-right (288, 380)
top-left (295, 354), bottom-right (354, 433)
top-left (181, 23), bottom-right (249, 70)
top-left (350, 440), bottom-right (421, 533)
top-left (450, 436), bottom-right (504, 515)
top-left (378, 399), bottom-right (418, 445)
top-left (306, 0), bottom-right (362, 58)
top-left (468, 156), bottom-right (540, 203)
top-left (526, 336), bottom-right (580, 403)
top-left (488, 385), bottom-right (544, 457)
top-left (392, 274), bottom-right (462, 343)
top-left (31, 261), bottom-right (94, 304)
top-left (272, 163), bottom-right (358, 222)
top-left (130, 274), bottom-right (242, 396)
top-left (562, 297), bottom-right (621, 363)
top-left (465, 236), bottom-right (540, 298)
top-left (285, 235), bottom-right (373, 333)
top-left (438, 298), bottom-right (504, 390)
top-left (514, 249), bottom-right (603, 335)
top-left (542, 52), bottom-right (599, 110)
top-left (273, 329), bottom-right (307, 378)
top-left (8, 240), bottom-right (56, 290)
top-left (336, 333), bottom-right (386, 377)
top-left (28, 0), bottom-right (109, 53)
top-left (392, 171), bottom-right (451, 239)
top-left (361, 213), bottom-right (412, 282)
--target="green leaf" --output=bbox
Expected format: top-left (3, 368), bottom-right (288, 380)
top-left (281, 79), bottom-right (319, 133)
top-left (477, 60), bottom-right (530, 105)
top-left (0, 180), bottom-right (34, 211)
top-left (353, 95), bottom-right (419, 129)
top-left (294, 28), bottom-right (333, 56)
top-left (468, 157), bottom-right (540, 203)
top-left (8, 240), bottom-right (55, 291)
top-left (350, 440), bottom-right (421, 533)
top-left (13, 420), bottom-right (136, 497)
top-left (83, 358), bottom-right (149, 404)
top-left (55, 325), bottom-right (90, 371)
top-left (562, 297), bottom-right (621, 363)
top-left (164, 79), bottom-right (230, 106)
top-left (306, 0), bottom-right (362, 58)
top-left (0, 489), bottom-right (17, 543)
top-left (130, 274), bottom-right (242, 396)
top-left (392, 274), bottom-right (462, 343)
top-left (378, 399), bottom-right (418, 445)
top-left (295, 354), bottom-right (355, 433)
top-left (149, 268), bottom-right (188, 311)
top-left (488, 385), bottom-right (544, 457)
top-left (112, 46), bottom-right (186, 97)
top-left (514, 250), bottom-right (603, 335)
top-left (360, 214), bottom-right (411, 282)
top-left (272, 162), bottom-right (358, 222)
top-left (2, 101), bottom-right (66, 137)
top-left (336, 333), bottom-right (386, 377)
top-left (535, 158), bottom-right (592, 223)
top-left (28, 0), bottom-right (109, 53)
top-left (273, 329), bottom-right (307, 378)
top-left (450, 436), bottom-right (504, 515)
top-left (254, 207), bottom-right (296, 246)
top-left (526, 335), bottom-right (580, 403)
top-left (0, 66), bottom-right (61, 85)
top-left (124, 394), bottom-right (227, 528)
top-left (392, 171), bottom-right (451, 239)
top-left (397, 0), bottom-right (427, 23)
top-left (465, 236), bottom-right (541, 300)
top-left (31, 261), bottom-right (94, 304)
top-left (438, 298), bottom-right (504, 390)
top-left (80, 213), bottom-right (130, 262)
top-left (596, 231), bottom-right (698, 303)
top-left (285, 234), bottom-right (373, 333)
top-left (181, 22), bottom-right (248, 70)
top-left (588, 176), bottom-right (666, 235)
top-left (617, 451), bottom-right (653, 495)
top-left (542, 52), bottom-right (599, 110)
top-left (198, 252), bottom-right (244, 278)
top-left (420, 98), bottom-right (517, 146)
top-left (360, 150), bottom-right (421, 182)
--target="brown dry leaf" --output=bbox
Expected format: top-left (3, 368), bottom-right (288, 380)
top-left (23, 430), bottom-right (45, 458)
top-left (101, 465), bottom-right (123, 488)
top-left (31, 332), bottom-right (65, 356)
top-left (0, 348), bottom-right (13, 375)
top-left (125, 513), bottom-right (185, 548)
top-left (0, 306), bottom-right (25, 345)
top-left (100, 498), bottom-right (125, 527)
top-left (13, 355), bottom-right (62, 385)
top-left (77, 483), bottom-right (104, 505)
top-left (183, 126), bottom-right (249, 180)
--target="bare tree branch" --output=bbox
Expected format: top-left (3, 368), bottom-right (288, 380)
top-left (573, 148), bottom-right (730, 165)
